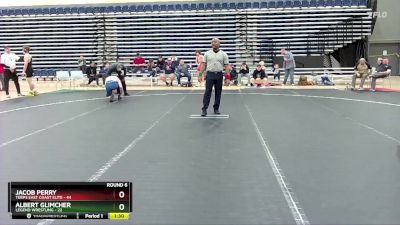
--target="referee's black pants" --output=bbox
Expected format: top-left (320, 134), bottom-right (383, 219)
top-left (117, 74), bottom-right (128, 95)
top-left (4, 69), bottom-right (21, 95)
top-left (202, 71), bottom-right (223, 111)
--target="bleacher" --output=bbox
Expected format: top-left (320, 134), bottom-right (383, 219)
top-left (0, 0), bottom-right (371, 80)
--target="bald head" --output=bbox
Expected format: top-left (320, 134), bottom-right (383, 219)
top-left (359, 58), bottom-right (366, 64)
top-left (211, 38), bottom-right (220, 50)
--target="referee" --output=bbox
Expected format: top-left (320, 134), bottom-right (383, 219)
top-left (200, 38), bottom-right (230, 117)
top-left (106, 63), bottom-right (129, 96)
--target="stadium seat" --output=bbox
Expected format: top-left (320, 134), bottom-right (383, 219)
top-left (326, 0), bottom-right (335, 7)
top-left (64, 7), bottom-right (71, 14)
top-left (56, 71), bottom-right (70, 81)
top-left (342, 0), bottom-right (351, 6)
top-left (115, 6), bottom-right (122, 12)
top-left (70, 7), bottom-right (77, 14)
top-left (253, 2), bottom-right (260, 8)
top-left (229, 3), bottom-right (236, 9)
top-left (14, 9), bottom-right (22, 15)
top-left (182, 4), bottom-right (189, 11)
top-left (260, 2), bottom-right (268, 8)
top-left (214, 3), bottom-right (222, 10)
top-left (121, 5), bottom-right (129, 12)
top-left (21, 9), bottom-right (29, 15)
top-left (277, 1), bottom-right (284, 8)
top-left (293, 0), bottom-right (302, 7)
top-left (237, 2), bottom-right (245, 9)
top-left (268, 1), bottom-right (277, 8)
top-left (317, 0), bottom-right (326, 7)
top-left (128, 5), bottom-right (137, 12)
top-left (301, 0), bottom-right (310, 7)
top-left (360, 0), bottom-right (367, 6)
top-left (335, 0), bottom-right (343, 6)
top-left (42, 8), bottom-right (50, 14)
top-left (77, 7), bottom-right (85, 14)
top-left (159, 5), bottom-right (167, 11)
top-left (105, 6), bottom-right (114, 13)
top-left (175, 4), bottom-right (182, 11)
top-left (351, 0), bottom-right (360, 6)
top-left (85, 7), bottom-right (94, 14)
top-left (152, 5), bottom-right (159, 11)
top-left (49, 8), bottom-right (56, 14)
top-left (34, 8), bottom-right (43, 15)
top-left (205, 3), bottom-right (213, 10)
top-left (309, 0), bottom-right (317, 7)
top-left (3, 9), bottom-right (11, 16)
top-left (167, 4), bottom-right (174, 11)
top-left (198, 3), bottom-right (205, 10)
top-left (245, 2), bottom-right (252, 8)
top-left (28, 8), bottom-right (36, 15)
top-left (189, 3), bottom-right (197, 10)
top-left (144, 5), bottom-right (152, 11)
top-left (137, 5), bottom-right (144, 12)
top-left (221, 3), bottom-right (229, 9)
top-left (285, 1), bottom-right (294, 7)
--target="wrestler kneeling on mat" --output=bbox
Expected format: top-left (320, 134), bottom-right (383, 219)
top-left (105, 75), bottom-right (123, 102)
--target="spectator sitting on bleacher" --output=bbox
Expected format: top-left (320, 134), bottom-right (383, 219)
top-left (171, 55), bottom-right (179, 67)
top-left (238, 62), bottom-right (250, 86)
top-left (230, 65), bottom-right (239, 85)
top-left (147, 59), bottom-right (158, 77)
top-left (160, 58), bottom-right (176, 86)
top-left (250, 64), bottom-right (267, 87)
top-left (132, 52), bottom-right (146, 73)
top-left (86, 61), bottom-right (100, 86)
top-left (156, 55), bottom-right (165, 71)
top-left (370, 58), bottom-right (392, 92)
top-left (351, 58), bottom-right (371, 90)
top-left (175, 59), bottom-right (192, 87)
top-left (273, 64), bottom-right (281, 81)
top-left (78, 55), bottom-right (86, 72)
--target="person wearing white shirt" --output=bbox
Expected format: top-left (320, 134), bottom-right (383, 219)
top-left (1, 46), bottom-right (22, 98)
top-left (105, 75), bottom-right (123, 102)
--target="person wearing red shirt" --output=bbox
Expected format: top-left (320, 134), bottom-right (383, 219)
top-left (132, 52), bottom-right (146, 73)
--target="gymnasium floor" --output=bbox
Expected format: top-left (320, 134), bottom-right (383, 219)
top-left (1, 88), bottom-right (400, 225)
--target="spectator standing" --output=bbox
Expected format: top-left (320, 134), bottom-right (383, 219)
top-left (195, 50), bottom-right (205, 86)
top-left (272, 64), bottom-right (281, 81)
top-left (78, 55), bottom-right (86, 72)
top-left (281, 48), bottom-right (295, 85)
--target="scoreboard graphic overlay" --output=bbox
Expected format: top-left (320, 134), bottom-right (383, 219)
top-left (8, 182), bottom-right (132, 220)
